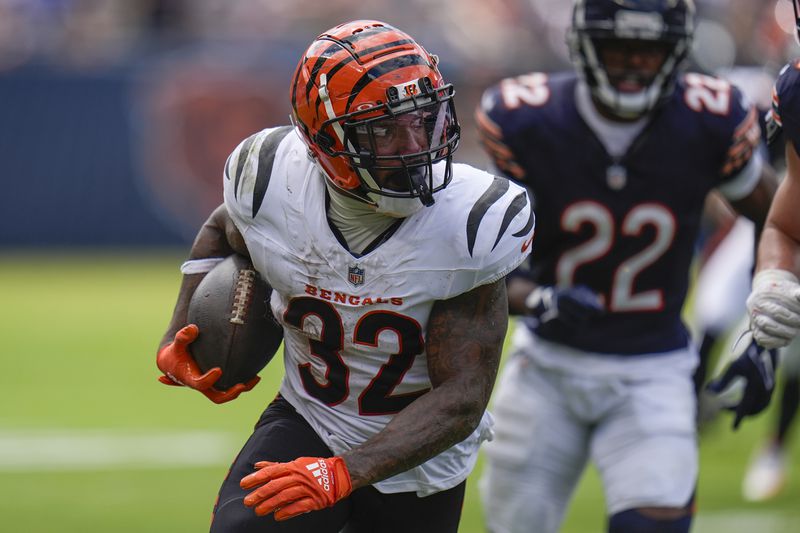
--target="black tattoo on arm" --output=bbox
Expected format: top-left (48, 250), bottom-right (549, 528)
top-left (341, 278), bottom-right (508, 489)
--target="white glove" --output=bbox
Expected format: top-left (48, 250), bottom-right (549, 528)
top-left (746, 269), bottom-right (800, 349)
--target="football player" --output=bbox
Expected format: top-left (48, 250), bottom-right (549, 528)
top-left (475, 1), bottom-right (776, 532)
top-left (746, 0), bottom-right (800, 351)
top-left (741, 335), bottom-right (800, 502)
top-left (155, 20), bottom-right (535, 533)
top-left (739, 0), bottom-right (800, 503)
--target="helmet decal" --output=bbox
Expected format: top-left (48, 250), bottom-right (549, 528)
top-left (344, 54), bottom-right (431, 113)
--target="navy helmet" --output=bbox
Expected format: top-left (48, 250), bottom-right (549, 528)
top-left (568, 0), bottom-right (695, 118)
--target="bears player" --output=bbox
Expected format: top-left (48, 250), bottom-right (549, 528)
top-left (747, 0), bottom-right (800, 352)
top-left (739, 0), bottom-right (800, 503)
top-left (475, 1), bottom-right (776, 532)
top-left (155, 20), bottom-right (535, 533)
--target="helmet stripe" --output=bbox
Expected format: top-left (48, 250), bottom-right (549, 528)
top-left (328, 39), bottom-right (415, 79)
top-left (344, 54), bottom-right (430, 113)
top-left (312, 39), bottom-right (417, 114)
top-left (333, 24), bottom-right (395, 49)
top-left (297, 39), bottom-right (419, 120)
top-left (292, 42), bottom-right (345, 118)
top-left (304, 43), bottom-right (344, 105)
top-left (346, 37), bottom-right (415, 62)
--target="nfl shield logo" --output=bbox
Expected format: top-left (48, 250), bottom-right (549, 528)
top-left (348, 265), bottom-right (365, 286)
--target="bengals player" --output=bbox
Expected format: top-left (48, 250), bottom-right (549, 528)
top-left (155, 20), bottom-right (534, 533)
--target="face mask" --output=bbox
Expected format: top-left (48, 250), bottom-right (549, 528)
top-left (367, 164), bottom-right (446, 218)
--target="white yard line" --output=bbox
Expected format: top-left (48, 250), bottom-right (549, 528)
top-left (694, 510), bottom-right (795, 533)
top-left (0, 429), bottom-right (240, 471)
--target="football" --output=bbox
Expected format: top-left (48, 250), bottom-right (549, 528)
top-left (187, 254), bottom-right (283, 390)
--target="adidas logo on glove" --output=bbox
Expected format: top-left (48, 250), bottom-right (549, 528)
top-left (306, 460), bottom-right (331, 492)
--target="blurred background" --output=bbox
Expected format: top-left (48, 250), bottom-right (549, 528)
top-left (1, 1), bottom-right (799, 532)
top-left (1, 0), bottom-right (797, 245)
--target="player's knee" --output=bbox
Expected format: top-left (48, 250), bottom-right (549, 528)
top-left (608, 507), bottom-right (692, 533)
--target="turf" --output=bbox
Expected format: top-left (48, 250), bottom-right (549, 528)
top-left (0, 251), bottom-right (798, 532)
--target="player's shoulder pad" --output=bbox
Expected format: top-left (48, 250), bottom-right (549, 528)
top-left (436, 164), bottom-right (535, 288)
top-left (677, 72), bottom-right (760, 175)
top-left (774, 59), bottom-right (800, 106)
top-left (477, 71), bottom-right (562, 141)
top-left (223, 125), bottom-right (294, 221)
top-left (677, 72), bottom-right (754, 128)
top-left (769, 60), bottom-right (800, 140)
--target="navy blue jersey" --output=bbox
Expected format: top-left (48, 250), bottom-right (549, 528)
top-left (477, 71), bottom-right (760, 354)
top-left (768, 59), bottom-right (800, 152)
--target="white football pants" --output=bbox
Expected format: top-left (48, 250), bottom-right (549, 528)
top-left (481, 329), bottom-right (698, 533)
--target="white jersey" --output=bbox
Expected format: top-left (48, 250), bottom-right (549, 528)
top-left (222, 126), bottom-right (535, 495)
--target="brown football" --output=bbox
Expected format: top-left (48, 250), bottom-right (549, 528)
top-left (187, 254), bottom-right (283, 390)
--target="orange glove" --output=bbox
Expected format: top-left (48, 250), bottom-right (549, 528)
top-left (156, 324), bottom-right (259, 404)
top-left (240, 456), bottom-right (352, 521)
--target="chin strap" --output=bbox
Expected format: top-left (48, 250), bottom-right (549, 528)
top-left (408, 167), bottom-right (434, 206)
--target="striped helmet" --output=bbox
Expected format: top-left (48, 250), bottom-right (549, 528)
top-left (291, 20), bottom-right (460, 210)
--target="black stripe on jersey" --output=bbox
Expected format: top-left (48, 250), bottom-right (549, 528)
top-left (251, 126), bottom-right (293, 218)
top-left (223, 152), bottom-right (233, 181)
top-left (466, 177), bottom-right (509, 257)
top-left (234, 134), bottom-right (258, 199)
top-left (512, 196), bottom-right (534, 238)
top-left (344, 54), bottom-right (429, 114)
top-left (492, 190), bottom-right (528, 251)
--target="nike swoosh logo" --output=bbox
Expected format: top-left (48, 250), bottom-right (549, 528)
top-left (521, 233), bottom-right (534, 253)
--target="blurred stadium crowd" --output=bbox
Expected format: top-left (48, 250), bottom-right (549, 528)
top-left (0, 0), bottom-right (792, 73)
top-left (0, 0), bottom-right (796, 246)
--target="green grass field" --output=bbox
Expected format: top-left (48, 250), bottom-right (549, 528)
top-left (1, 251), bottom-right (799, 532)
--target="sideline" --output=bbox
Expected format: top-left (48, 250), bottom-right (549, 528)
top-left (0, 429), bottom-right (239, 471)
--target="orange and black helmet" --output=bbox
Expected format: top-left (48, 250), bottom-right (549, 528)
top-left (793, 0), bottom-right (800, 43)
top-left (291, 20), bottom-right (460, 207)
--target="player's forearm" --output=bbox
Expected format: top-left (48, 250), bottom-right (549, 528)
top-left (340, 375), bottom-right (488, 490)
top-left (159, 273), bottom-right (206, 350)
top-left (758, 143), bottom-right (800, 274)
top-left (158, 205), bottom-right (244, 350)
top-left (341, 280), bottom-right (507, 490)
top-left (756, 170), bottom-right (800, 274)
top-left (188, 204), bottom-right (245, 260)
top-left (756, 225), bottom-right (800, 275)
